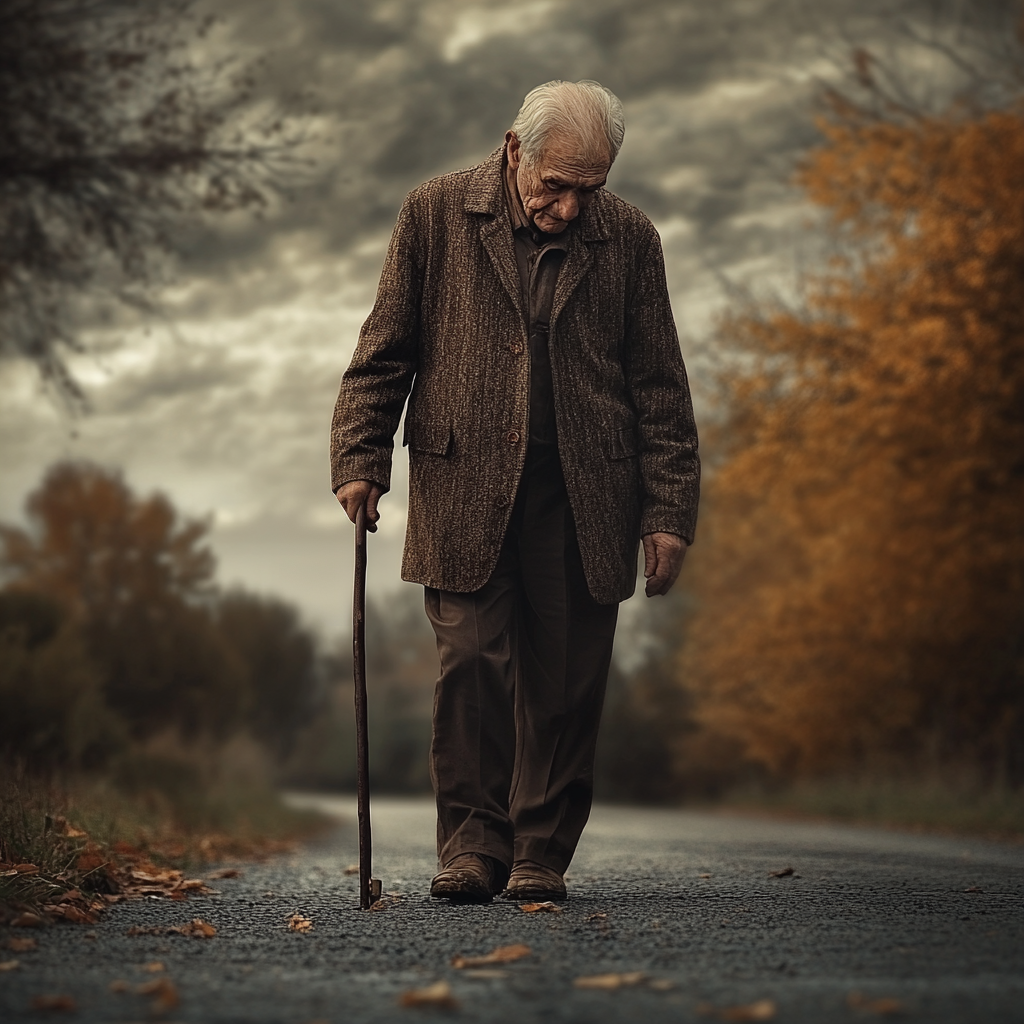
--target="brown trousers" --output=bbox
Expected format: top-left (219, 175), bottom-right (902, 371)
top-left (425, 444), bottom-right (619, 875)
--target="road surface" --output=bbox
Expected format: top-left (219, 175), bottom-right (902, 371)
top-left (2, 796), bottom-right (1022, 1022)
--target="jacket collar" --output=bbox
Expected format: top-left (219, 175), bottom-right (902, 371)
top-left (463, 145), bottom-right (610, 243)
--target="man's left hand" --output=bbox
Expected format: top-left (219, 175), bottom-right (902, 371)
top-left (642, 532), bottom-right (688, 597)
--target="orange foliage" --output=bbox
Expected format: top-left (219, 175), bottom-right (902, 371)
top-left (684, 101), bottom-right (1024, 779)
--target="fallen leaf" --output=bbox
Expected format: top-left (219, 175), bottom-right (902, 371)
top-left (141, 961), bottom-right (166, 973)
top-left (343, 864), bottom-right (359, 875)
top-left (697, 999), bottom-right (777, 1021)
top-left (12, 912), bottom-right (44, 928)
top-left (180, 918), bottom-right (217, 938)
top-left (137, 976), bottom-right (180, 1012)
top-left (13, 863), bottom-right (40, 875)
top-left (519, 901), bottom-right (563, 913)
top-left (649, 979), bottom-right (676, 991)
top-left (58, 819), bottom-right (88, 839)
top-left (574, 972), bottom-right (647, 990)
top-left (398, 980), bottom-right (459, 1009)
top-left (207, 868), bottom-right (241, 880)
top-left (51, 905), bottom-right (96, 925)
top-left (30, 995), bottom-right (77, 1011)
top-left (177, 879), bottom-right (206, 891)
top-left (0, 960), bottom-right (20, 972)
top-left (286, 913), bottom-right (314, 933)
top-left (8, 937), bottom-right (38, 952)
top-left (768, 867), bottom-right (794, 878)
top-left (451, 943), bottom-right (531, 969)
top-left (699, 873), bottom-right (712, 879)
top-left (847, 992), bottom-right (907, 1015)
top-left (109, 979), bottom-right (130, 993)
top-left (463, 969), bottom-right (509, 980)
top-left (963, 886), bottom-right (983, 893)
top-left (75, 846), bottom-right (107, 873)
top-left (586, 912), bottom-right (608, 922)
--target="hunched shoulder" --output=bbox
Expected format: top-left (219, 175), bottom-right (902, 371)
top-left (591, 188), bottom-right (660, 246)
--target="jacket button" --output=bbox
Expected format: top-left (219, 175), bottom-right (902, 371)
top-left (494, 495), bottom-right (509, 508)
top-left (507, 430), bottom-right (521, 444)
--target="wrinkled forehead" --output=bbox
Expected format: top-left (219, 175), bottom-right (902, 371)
top-left (532, 130), bottom-right (612, 184)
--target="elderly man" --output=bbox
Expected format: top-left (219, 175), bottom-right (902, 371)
top-left (331, 80), bottom-right (699, 903)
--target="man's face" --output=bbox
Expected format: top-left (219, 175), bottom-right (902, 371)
top-left (506, 130), bottom-right (610, 234)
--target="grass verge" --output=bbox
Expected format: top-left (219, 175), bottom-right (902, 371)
top-left (718, 776), bottom-right (1024, 842)
top-left (0, 768), bottom-right (333, 919)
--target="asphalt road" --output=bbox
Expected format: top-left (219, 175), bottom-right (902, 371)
top-left (2, 795), bottom-right (1022, 1023)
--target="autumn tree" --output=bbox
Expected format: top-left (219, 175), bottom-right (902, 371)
top-left (0, 0), bottom-right (302, 404)
top-left (0, 460), bottom-right (246, 739)
top-left (684, 72), bottom-right (1024, 784)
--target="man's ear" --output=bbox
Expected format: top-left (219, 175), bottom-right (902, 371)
top-left (505, 130), bottom-right (521, 169)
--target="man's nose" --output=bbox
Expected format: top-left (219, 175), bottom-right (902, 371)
top-left (554, 191), bottom-right (580, 222)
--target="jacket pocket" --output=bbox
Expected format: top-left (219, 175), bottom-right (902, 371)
top-left (403, 417), bottom-right (453, 456)
top-left (607, 426), bottom-right (638, 460)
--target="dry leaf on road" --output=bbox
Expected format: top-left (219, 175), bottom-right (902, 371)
top-left (847, 992), bottom-right (907, 1015)
top-left (574, 972), bottom-right (647, 990)
top-left (11, 912), bottom-right (44, 928)
top-left (343, 864), bottom-right (359, 875)
top-left (7, 937), bottom-right (37, 952)
top-left (398, 980), bottom-right (459, 1009)
top-left (586, 912), bottom-right (608, 923)
top-left (109, 979), bottom-right (130, 993)
top-left (286, 913), bottom-right (314, 933)
top-left (0, 960), bottom-right (20, 972)
top-left (30, 995), bottom-right (77, 1011)
top-left (768, 867), bottom-right (794, 878)
top-left (697, 998), bottom-right (777, 1021)
top-left (207, 868), bottom-right (242, 880)
top-left (141, 961), bottom-right (166, 973)
top-left (451, 943), bottom-right (531, 969)
top-left (137, 976), bottom-right (180, 1012)
top-left (519, 901), bottom-right (563, 913)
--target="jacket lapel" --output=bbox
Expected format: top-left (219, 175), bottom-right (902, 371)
top-left (480, 217), bottom-right (525, 324)
top-left (550, 229), bottom-right (592, 330)
top-left (465, 147), bottom-right (525, 324)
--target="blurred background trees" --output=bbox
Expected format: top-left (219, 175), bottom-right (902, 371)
top-left (0, 461), bottom-right (321, 775)
top-left (679, 33), bottom-right (1024, 793)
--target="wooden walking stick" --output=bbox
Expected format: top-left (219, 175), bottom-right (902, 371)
top-left (353, 500), bottom-right (382, 909)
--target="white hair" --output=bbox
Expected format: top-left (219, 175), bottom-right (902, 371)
top-left (510, 80), bottom-right (625, 165)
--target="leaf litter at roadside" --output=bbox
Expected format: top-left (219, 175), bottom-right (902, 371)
top-left (518, 901), bottom-right (563, 913)
top-left (451, 943), bottom-right (531, 968)
top-left (137, 976), bottom-right (181, 1012)
top-left (286, 912), bottom-right (314, 932)
top-left (7, 936), bottom-right (38, 951)
top-left (399, 980), bottom-right (459, 1009)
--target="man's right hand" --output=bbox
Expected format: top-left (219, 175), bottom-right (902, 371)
top-left (336, 480), bottom-right (385, 533)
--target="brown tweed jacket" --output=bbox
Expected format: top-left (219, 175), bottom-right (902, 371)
top-left (330, 146), bottom-right (699, 604)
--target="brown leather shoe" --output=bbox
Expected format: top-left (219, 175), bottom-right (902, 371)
top-left (501, 860), bottom-right (567, 901)
top-left (430, 853), bottom-right (507, 903)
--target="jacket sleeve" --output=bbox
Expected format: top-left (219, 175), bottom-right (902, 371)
top-left (625, 219), bottom-right (701, 543)
top-left (330, 192), bottom-right (424, 494)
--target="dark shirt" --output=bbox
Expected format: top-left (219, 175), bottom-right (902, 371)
top-left (503, 158), bottom-right (568, 446)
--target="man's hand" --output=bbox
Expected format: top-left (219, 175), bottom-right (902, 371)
top-left (336, 480), bottom-right (385, 533)
top-left (642, 532), bottom-right (688, 597)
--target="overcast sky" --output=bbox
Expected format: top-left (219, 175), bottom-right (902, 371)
top-left (0, 0), bottom-right (1015, 642)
